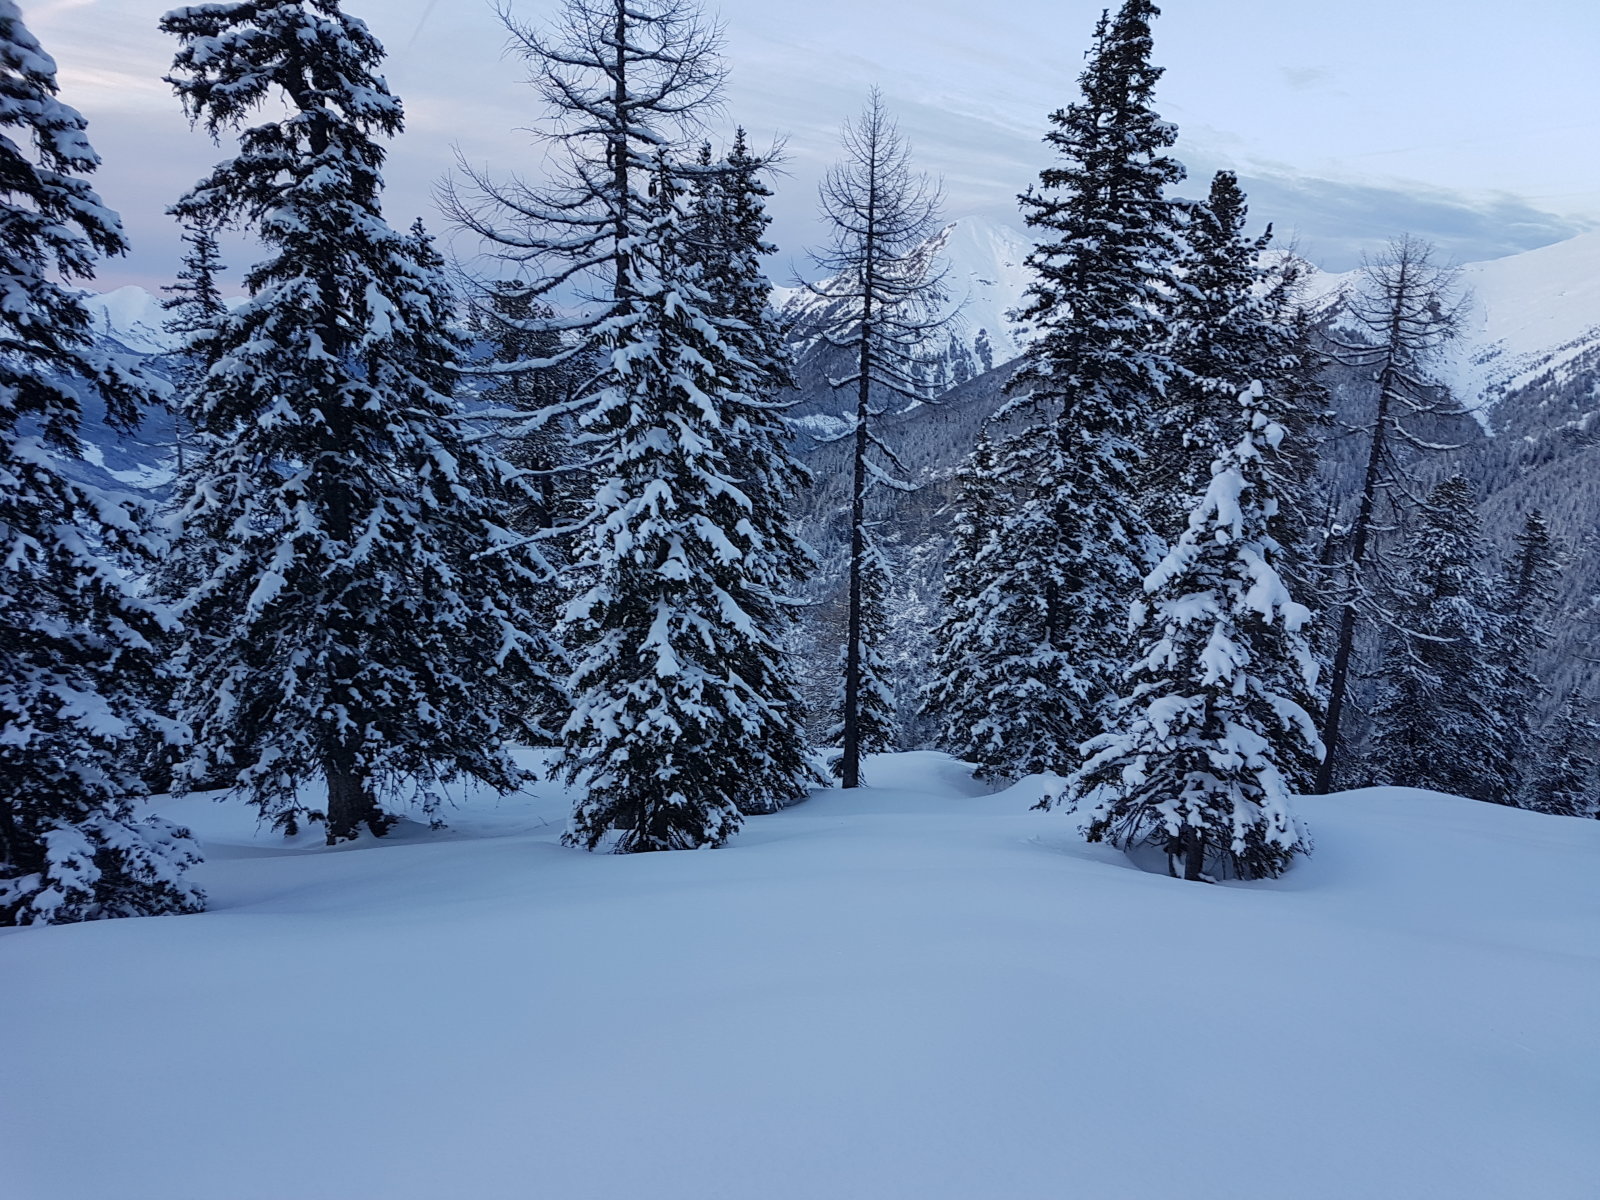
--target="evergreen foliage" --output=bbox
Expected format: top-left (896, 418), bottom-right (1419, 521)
top-left (923, 428), bottom-right (1011, 774)
top-left (1523, 689), bottom-right (1598, 817)
top-left (141, 222), bottom-right (232, 791)
top-left (1061, 383), bottom-right (1319, 881)
top-left (470, 281), bottom-right (590, 551)
top-left (161, 0), bottom-right (563, 842)
top-left (561, 160), bottom-right (797, 847)
top-left (1494, 509), bottom-right (1561, 799)
top-left (1154, 170), bottom-right (1272, 530)
top-left (976, 0), bottom-right (1185, 777)
top-left (453, 0), bottom-right (816, 844)
top-left (680, 130), bottom-right (817, 812)
top-left (1257, 257), bottom-right (1334, 573)
top-left (0, 1), bottom-right (203, 924)
top-left (1366, 476), bottom-right (1512, 802)
top-left (823, 537), bottom-right (897, 775)
top-left (159, 222), bottom-right (226, 477)
top-left (465, 280), bottom-right (589, 746)
top-left (1158, 178), bottom-right (1333, 792)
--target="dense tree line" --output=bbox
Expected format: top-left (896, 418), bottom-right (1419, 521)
top-left (2, 0), bottom-right (1592, 924)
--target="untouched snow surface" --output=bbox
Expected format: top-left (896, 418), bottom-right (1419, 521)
top-left (3, 751), bottom-right (1597, 1200)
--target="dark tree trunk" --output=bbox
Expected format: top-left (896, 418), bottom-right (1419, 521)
top-left (324, 741), bottom-right (383, 844)
top-left (839, 189), bottom-right (878, 792)
top-left (1182, 826), bottom-right (1206, 882)
top-left (1316, 312), bottom-right (1406, 793)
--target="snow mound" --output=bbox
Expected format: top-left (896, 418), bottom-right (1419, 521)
top-left (1, 752), bottom-right (1595, 1200)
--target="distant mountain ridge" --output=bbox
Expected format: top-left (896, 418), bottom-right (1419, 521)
top-left (1296, 230), bottom-right (1600, 429)
top-left (81, 221), bottom-right (1600, 437)
top-left (62, 222), bottom-right (1600, 738)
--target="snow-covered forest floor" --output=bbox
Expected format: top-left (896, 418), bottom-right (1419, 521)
top-left (5, 751), bottom-right (1598, 1200)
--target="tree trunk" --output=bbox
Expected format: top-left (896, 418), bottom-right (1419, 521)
top-left (1316, 352), bottom-right (1404, 792)
top-left (324, 741), bottom-right (382, 844)
top-left (840, 408), bottom-right (869, 789)
top-left (1182, 825), bottom-right (1205, 882)
top-left (839, 178), bottom-right (878, 791)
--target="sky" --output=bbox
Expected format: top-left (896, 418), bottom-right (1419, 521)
top-left (27, 0), bottom-right (1600, 292)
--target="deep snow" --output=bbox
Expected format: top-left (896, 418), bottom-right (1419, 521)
top-left (3, 752), bottom-right (1597, 1200)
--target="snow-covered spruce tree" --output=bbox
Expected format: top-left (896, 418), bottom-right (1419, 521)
top-left (1494, 509), bottom-right (1561, 800)
top-left (923, 427), bottom-right (1013, 775)
top-left (152, 221), bottom-right (230, 601)
top-left (159, 222), bottom-right (226, 477)
top-left (1257, 254), bottom-right (1333, 578)
top-left (1365, 475), bottom-right (1511, 803)
top-left (805, 88), bottom-right (949, 788)
top-left (1316, 235), bottom-right (1465, 792)
top-left (139, 221), bottom-right (232, 792)
top-left (464, 280), bottom-right (588, 747)
top-left (447, 0), bottom-right (815, 842)
top-left (977, 0), bottom-right (1185, 778)
top-left (1151, 169), bottom-right (1271, 534)
top-left (825, 536), bottom-right (897, 780)
top-left (0, 2), bottom-right (203, 925)
top-left (680, 130), bottom-right (817, 812)
top-left (470, 281), bottom-right (590, 550)
top-left (162, 1), bottom-right (563, 842)
top-left (1523, 689), bottom-right (1598, 817)
top-left (1058, 383), bottom-right (1319, 881)
top-left (561, 159), bottom-right (793, 848)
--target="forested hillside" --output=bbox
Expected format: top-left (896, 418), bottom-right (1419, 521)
top-left (5, 0), bottom-right (1596, 1192)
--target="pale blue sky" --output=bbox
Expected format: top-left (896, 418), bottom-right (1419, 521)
top-left (29, 0), bottom-right (1600, 289)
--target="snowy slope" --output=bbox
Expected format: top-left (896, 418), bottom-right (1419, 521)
top-left (775, 218), bottom-right (1600, 429)
top-left (79, 285), bottom-right (184, 356)
top-left (1294, 233), bottom-right (1600, 426)
top-left (775, 216), bottom-right (1035, 390)
top-left (918, 215), bottom-right (1035, 364)
top-left (3, 752), bottom-right (1595, 1200)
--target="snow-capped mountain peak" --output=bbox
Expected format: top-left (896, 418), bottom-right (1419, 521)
top-left (1293, 232), bottom-right (1600, 427)
top-left (80, 285), bottom-right (181, 356)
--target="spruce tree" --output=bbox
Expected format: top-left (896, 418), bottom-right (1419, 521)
top-left (1165, 195), bottom-right (1332, 788)
top-left (978, 0), bottom-right (1185, 777)
top-left (449, 0), bottom-right (815, 842)
top-left (1153, 170), bottom-right (1272, 532)
top-left (159, 222), bottom-right (227, 477)
top-left (141, 223), bottom-right (231, 792)
top-left (162, 0), bottom-right (564, 841)
top-left (562, 159), bottom-right (792, 848)
top-left (923, 427), bottom-right (1013, 775)
top-left (680, 130), bottom-right (817, 812)
top-left (470, 281), bottom-right (589, 551)
top-left (1494, 510), bottom-right (1561, 799)
top-left (1523, 689), bottom-right (1598, 817)
top-left (824, 536), bottom-right (898, 778)
top-left (1258, 256), bottom-right (1333, 577)
top-left (0, 2), bottom-right (203, 924)
top-left (1366, 475), bottom-right (1511, 802)
top-left (1061, 382), bottom-right (1318, 881)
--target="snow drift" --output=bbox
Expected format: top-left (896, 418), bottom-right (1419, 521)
top-left (2, 751), bottom-right (1595, 1200)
